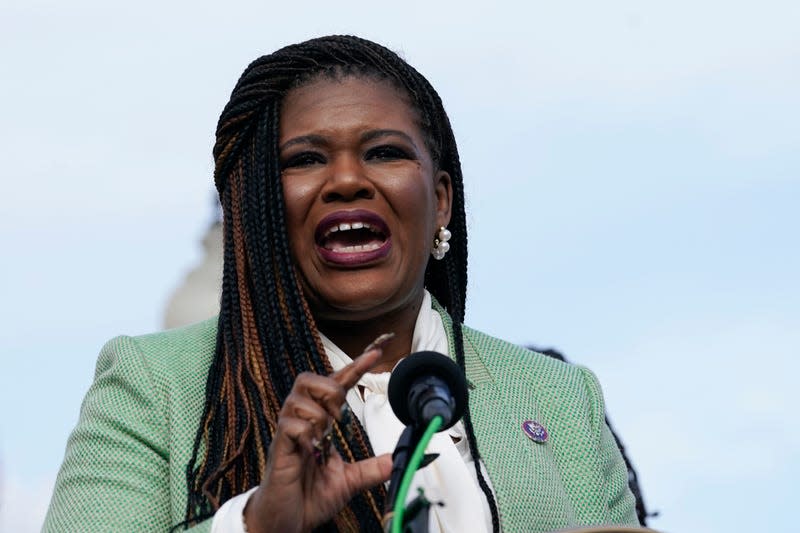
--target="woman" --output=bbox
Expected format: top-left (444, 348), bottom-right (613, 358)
top-left (44, 35), bottom-right (639, 532)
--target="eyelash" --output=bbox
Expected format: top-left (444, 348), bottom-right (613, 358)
top-left (282, 152), bottom-right (326, 169)
top-left (365, 145), bottom-right (412, 161)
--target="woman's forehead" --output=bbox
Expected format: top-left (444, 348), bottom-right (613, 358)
top-left (279, 76), bottom-right (424, 142)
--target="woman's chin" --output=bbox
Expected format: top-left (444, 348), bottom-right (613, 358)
top-left (308, 283), bottom-right (424, 324)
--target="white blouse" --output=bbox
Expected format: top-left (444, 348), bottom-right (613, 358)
top-left (212, 291), bottom-right (494, 532)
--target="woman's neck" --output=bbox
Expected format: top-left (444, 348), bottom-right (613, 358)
top-left (316, 297), bottom-right (424, 373)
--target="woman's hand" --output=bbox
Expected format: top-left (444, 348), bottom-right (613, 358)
top-left (244, 344), bottom-right (393, 533)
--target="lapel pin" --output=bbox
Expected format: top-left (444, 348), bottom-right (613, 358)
top-left (522, 420), bottom-right (548, 443)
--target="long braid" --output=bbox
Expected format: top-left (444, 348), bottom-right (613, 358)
top-left (182, 35), bottom-right (488, 530)
top-left (431, 134), bottom-right (501, 531)
top-left (412, 73), bottom-right (502, 526)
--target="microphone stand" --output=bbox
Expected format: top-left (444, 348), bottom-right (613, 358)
top-left (385, 425), bottom-right (417, 511)
top-left (383, 416), bottom-right (443, 533)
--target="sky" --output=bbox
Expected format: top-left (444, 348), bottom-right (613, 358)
top-left (1, 1), bottom-right (798, 531)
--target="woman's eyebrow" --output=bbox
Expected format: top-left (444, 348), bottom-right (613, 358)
top-left (279, 130), bottom-right (420, 153)
top-left (279, 134), bottom-right (327, 152)
top-left (361, 129), bottom-right (419, 150)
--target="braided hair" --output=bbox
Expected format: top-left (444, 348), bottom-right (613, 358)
top-left (181, 35), bottom-right (500, 531)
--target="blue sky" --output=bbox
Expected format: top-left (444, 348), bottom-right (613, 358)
top-left (1, 1), bottom-right (798, 531)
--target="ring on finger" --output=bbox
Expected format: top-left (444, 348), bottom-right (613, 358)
top-left (312, 426), bottom-right (334, 465)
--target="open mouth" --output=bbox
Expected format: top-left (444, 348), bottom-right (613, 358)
top-left (315, 210), bottom-right (391, 264)
top-left (321, 221), bottom-right (386, 252)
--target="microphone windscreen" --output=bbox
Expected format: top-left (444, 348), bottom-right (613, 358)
top-left (388, 351), bottom-right (468, 429)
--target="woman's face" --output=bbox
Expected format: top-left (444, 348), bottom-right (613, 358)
top-left (279, 76), bottom-right (452, 324)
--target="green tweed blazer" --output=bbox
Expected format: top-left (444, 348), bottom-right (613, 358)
top-left (44, 312), bottom-right (638, 532)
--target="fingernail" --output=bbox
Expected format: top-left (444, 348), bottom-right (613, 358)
top-left (363, 332), bottom-right (395, 354)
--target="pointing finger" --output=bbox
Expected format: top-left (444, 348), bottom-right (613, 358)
top-left (332, 332), bottom-right (395, 390)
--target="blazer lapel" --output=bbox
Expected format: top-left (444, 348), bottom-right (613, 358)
top-left (435, 304), bottom-right (577, 530)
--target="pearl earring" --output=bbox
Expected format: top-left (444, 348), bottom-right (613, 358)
top-left (431, 226), bottom-right (451, 260)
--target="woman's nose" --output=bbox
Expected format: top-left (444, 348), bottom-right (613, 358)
top-left (321, 154), bottom-right (375, 202)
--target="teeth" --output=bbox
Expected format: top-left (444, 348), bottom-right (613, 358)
top-left (330, 242), bottom-right (382, 253)
top-left (324, 221), bottom-right (379, 238)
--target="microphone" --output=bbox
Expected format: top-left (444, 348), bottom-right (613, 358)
top-left (384, 352), bottom-right (468, 530)
top-left (388, 351), bottom-right (468, 430)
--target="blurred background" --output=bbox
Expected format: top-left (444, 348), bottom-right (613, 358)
top-left (1, 1), bottom-right (798, 531)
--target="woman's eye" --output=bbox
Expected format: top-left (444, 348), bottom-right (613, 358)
top-left (365, 145), bottom-right (412, 161)
top-left (282, 152), bottom-right (325, 169)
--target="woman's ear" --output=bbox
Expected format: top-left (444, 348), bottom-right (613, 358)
top-left (434, 170), bottom-right (453, 229)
